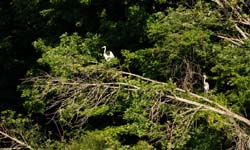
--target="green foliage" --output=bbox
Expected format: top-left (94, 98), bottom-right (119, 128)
top-left (34, 32), bottom-right (99, 76)
top-left (210, 42), bottom-right (250, 114)
top-left (0, 110), bottom-right (45, 149)
top-left (64, 132), bottom-right (117, 150)
top-left (187, 125), bottom-right (225, 150)
top-left (2, 0), bottom-right (250, 149)
top-left (122, 2), bottom-right (224, 87)
top-left (57, 127), bottom-right (153, 150)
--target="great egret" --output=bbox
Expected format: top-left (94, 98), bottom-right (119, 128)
top-left (102, 46), bottom-right (115, 61)
top-left (203, 75), bottom-right (209, 93)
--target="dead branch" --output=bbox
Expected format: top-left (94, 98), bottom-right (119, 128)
top-left (24, 70), bottom-right (250, 128)
top-left (167, 95), bottom-right (250, 126)
top-left (0, 130), bottom-right (32, 149)
top-left (212, 0), bottom-right (224, 8)
top-left (235, 24), bottom-right (249, 39)
top-left (217, 35), bottom-right (244, 46)
top-left (120, 71), bottom-right (250, 126)
top-left (212, 0), bottom-right (250, 45)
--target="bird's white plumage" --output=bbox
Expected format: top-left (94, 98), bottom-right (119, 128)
top-left (203, 75), bottom-right (209, 93)
top-left (102, 46), bottom-right (115, 61)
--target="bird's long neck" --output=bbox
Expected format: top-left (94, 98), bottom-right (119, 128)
top-left (103, 47), bottom-right (106, 54)
top-left (203, 77), bottom-right (206, 83)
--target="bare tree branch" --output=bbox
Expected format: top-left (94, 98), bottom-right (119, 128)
top-left (217, 35), bottom-right (244, 46)
top-left (120, 71), bottom-right (250, 126)
top-left (23, 70), bottom-right (250, 133)
top-left (212, 0), bottom-right (224, 8)
top-left (212, 0), bottom-right (250, 45)
top-left (166, 95), bottom-right (250, 126)
top-left (0, 131), bottom-right (32, 149)
top-left (235, 24), bottom-right (249, 39)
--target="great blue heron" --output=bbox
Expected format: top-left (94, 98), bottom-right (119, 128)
top-left (203, 75), bottom-right (209, 93)
top-left (102, 46), bottom-right (114, 61)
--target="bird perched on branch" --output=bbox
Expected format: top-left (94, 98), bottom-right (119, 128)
top-left (203, 75), bottom-right (209, 93)
top-left (102, 46), bottom-right (115, 61)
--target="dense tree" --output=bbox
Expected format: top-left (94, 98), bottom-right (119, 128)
top-left (1, 0), bottom-right (250, 149)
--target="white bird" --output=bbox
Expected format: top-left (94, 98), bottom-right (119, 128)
top-left (203, 75), bottom-right (209, 94)
top-left (102, 46), bottom-right (115, 61)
